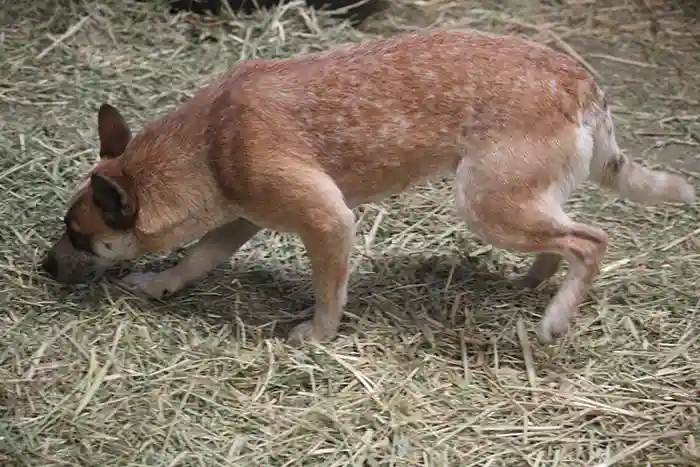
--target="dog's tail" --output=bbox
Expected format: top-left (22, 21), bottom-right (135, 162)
top-left (588, 96), bottom-right (695, 205)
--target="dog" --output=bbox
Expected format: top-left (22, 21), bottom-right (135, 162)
top-left (42, 28), bottom-right (696, 345)
top-left (165, 0), bottom-right (384, 26)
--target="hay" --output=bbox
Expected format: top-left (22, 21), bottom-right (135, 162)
top-left (1, 0), bottom-right (699, 465)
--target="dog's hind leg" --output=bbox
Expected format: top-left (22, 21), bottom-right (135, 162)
top-left (454, 148), bottom-right (608, 344)
top-left (120, 217), bottom-right (261, 298)
top-left (514, 252), bottom-right (563, 289)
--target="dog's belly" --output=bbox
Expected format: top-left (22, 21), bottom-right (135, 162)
top-left (314, 129), bottom-right (467, 208)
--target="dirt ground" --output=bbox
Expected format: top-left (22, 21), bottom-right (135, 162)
top-left (0, 0), bottom-right (699, 466)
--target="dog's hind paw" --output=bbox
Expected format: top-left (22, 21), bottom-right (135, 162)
top-left (537, 309), bottom-right (571, 345)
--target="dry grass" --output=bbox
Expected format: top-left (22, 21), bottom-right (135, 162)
top-left (1, 0), bottom-right (699, 465)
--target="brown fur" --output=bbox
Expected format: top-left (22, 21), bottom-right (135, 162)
top-left (42, 28), bottom-right (696, 345)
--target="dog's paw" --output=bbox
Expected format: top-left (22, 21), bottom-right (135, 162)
top-left (287, 320), bottom-right (338, 345)
top-left (119, 271), bottom-right (179, 300)
top-left (537, 310), bottom-right (570, 345)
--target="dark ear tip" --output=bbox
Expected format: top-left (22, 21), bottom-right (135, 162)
top-left (98, 103), bottom-right (119, 119)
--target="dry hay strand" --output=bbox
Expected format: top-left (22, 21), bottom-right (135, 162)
top-left (1, 0), bottom-right (699, 466)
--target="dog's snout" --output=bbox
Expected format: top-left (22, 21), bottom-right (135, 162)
top-left (41, 233), bottom-right (102, 284)
top-left (42, 251), bottom-right (59, 278)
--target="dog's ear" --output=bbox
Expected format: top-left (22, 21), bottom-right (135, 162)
top-left (91, 173), bottom-right (136, 229)
top-left (98, 104), bottom-right (132, 159)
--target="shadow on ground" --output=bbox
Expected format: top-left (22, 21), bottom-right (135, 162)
top-left (40, 247), bottom-right (561, 349)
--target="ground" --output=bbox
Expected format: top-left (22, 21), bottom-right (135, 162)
top-left (0, 0), bottom-right (699, 466)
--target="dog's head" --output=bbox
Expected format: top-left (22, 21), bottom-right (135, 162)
top-left (42, 104), bottom-right (143, 283)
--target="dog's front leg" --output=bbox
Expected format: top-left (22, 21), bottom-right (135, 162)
top-left (120, 217), bottom-right (261, 298)
top-left (285, 181), bottom-right (356, 344)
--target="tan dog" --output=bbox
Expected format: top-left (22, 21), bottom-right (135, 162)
top-left (42, 28), bottom-right (695, 345)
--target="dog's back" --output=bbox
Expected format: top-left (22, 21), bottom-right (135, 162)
top-left (191, 29), bottom-right (599, 206)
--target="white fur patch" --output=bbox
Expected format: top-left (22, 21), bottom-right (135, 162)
top-left (92, 232), bottom-right (140, 261)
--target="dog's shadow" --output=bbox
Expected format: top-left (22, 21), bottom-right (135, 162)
top-left (46, 248), bottom-right (562, 351)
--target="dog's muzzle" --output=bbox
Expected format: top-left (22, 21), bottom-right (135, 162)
top-left (41, 233), bottom-right (102, 284)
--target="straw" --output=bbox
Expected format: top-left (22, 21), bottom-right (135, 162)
top-left (1, 0), bottom-right (698, 465)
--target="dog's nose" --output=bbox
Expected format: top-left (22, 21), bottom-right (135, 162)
top-left (42, 252), bottom-right (59, 278)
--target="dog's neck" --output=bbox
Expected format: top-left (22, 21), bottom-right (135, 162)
top-left (116, 97), bottom-right (236, 246)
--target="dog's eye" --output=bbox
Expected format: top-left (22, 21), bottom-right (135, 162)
top-left (67, 228), bottom-right (93, 253)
